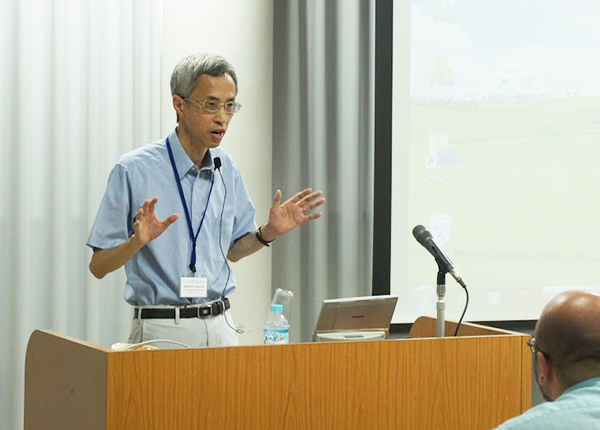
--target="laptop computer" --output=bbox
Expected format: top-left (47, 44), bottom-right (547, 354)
top-left (312, 295), bottom-right (398, 342)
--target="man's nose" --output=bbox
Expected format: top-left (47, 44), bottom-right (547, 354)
top-left (213, 105), bottom-right (228, 121)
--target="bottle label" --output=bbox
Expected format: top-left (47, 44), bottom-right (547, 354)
top-left (264, 328), bottom-right (289, 344)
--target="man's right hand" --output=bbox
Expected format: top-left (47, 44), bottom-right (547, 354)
top-left (132, 197), bottom-right (179, 247)
top-left (89, 197), bottom-right (178, 279)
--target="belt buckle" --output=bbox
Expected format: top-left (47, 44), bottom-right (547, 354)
top-left (197, 305), bottom-right (212, 318)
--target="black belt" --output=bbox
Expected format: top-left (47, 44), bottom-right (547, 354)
top-left (134, 298), bottom-right (230, 319)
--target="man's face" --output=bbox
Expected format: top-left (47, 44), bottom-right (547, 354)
top-left (179, 73), bottom-right (237, 151)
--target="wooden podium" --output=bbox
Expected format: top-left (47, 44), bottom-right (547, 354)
top-left (25, 317), bottom-right (531, 429)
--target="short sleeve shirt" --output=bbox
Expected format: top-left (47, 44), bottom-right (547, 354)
top-left (87, 129), bottom-right (257, 306)
top-left (494, 377), bottom-right (600, 430)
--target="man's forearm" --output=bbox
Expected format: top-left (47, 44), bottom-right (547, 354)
top-left (89, 236), bottom-right (144, 279)
top-left (227, 226), bottom-right (276, 262)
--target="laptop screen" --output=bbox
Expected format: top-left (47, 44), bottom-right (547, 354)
top-left (313, 295), bottom-right (398, 338)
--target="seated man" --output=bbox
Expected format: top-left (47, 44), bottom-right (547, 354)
top-left (494, 290), bottom-right (600, 429)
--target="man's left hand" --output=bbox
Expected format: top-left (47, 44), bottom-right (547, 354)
top-left (261, 188), bottom-right (325, 241)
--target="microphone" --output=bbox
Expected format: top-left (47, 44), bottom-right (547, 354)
top-left (412, 225), bottom-right (466, 288)
top-left (214, 157), bottom-right (222, 170)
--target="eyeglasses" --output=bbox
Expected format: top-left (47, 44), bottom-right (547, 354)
top-left (527, 337), bottom-right (550, 357)
top-left (184, 98), bottom-right (242, 114)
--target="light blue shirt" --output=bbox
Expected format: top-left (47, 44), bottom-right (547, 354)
top-left (87, 129), bottom-right (257, 306)
top-left (494, 377), bottom-right (600, 430)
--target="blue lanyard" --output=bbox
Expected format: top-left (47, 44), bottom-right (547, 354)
top-left (166, 137), bottom-right (214, 273)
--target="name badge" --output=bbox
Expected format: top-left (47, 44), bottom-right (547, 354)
top-left (180, 276), bottom-right (208, 298)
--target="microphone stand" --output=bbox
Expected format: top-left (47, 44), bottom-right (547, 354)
top-left (436, 268), bottom-right (446, 337)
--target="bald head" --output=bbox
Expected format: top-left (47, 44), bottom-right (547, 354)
top-left (536, 290), bottom-right (600, 387)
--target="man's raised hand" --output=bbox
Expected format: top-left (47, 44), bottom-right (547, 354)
top-left (261, 188), bottom-right (325, 240)
top-left (133, 197), bottom-right (179, 246)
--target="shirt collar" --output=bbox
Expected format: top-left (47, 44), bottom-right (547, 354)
top-left (167, 129), bottom-right (215, 179)
top-left (562, 376), bottom-right (600, 396)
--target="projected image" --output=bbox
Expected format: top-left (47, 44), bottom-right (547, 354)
top-left (391, 0), bottom-right (600, 323)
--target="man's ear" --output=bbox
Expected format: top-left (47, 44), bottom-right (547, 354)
top-left (537, 352), bottom-right (552, 387)
top-left (537, 351), bottom-right (563, 401)
top-left (173, 95), bottom-right (185, 120)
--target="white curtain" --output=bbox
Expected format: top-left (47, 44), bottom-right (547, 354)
top-left (0, 0), bottom-right (162, 428)
top-left (272, 0), bottom-right (375, 342)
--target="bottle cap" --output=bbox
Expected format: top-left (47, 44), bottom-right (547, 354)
top-left (271, 304), bottom-right (284, 313)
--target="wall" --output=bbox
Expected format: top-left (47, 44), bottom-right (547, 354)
top-left (162, 0), bottom-right (273, 345)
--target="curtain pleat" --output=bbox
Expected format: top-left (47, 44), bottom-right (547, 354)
top-left (0, 1), bottom-right (162, 428)
top-left (272, 0), bottom-right (375, 342)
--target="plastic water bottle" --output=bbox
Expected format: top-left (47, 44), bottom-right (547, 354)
top-left (264, 304), bottom-right (290, 344)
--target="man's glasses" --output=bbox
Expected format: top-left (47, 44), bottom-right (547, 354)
top-left (527, 337), bottom-right (550, 357)
top-left (185, 98), bottom-right (242, 114)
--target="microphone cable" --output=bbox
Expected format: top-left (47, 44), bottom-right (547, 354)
top-left (454, 284), bottom-right (469, 336)
top-left (113, 339), bottom-right (192, 350)
top-left (214, 160), bottom-right (243, 334)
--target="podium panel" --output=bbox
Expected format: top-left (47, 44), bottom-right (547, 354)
top-left (25, 318), bottom-right (531, 429)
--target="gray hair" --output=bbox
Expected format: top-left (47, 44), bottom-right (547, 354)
top-left (170, 53), bottom-right (238, 98)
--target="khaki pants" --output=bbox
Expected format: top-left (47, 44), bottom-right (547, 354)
top-left (128, 309), bottom-right (239, 349)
